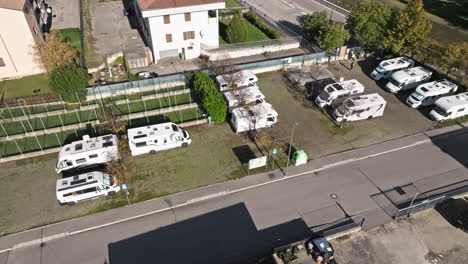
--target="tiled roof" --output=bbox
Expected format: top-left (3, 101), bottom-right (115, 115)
top-left (138, 0), bottom-right (223, 10)
top-left (0, 0), bottom-right (26, 11)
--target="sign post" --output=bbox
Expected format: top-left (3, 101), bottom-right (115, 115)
top-left (121, 183), bottom-right (130, 205)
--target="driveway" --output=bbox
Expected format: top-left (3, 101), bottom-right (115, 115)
top-left (48, 0), bottom-right (80, 30)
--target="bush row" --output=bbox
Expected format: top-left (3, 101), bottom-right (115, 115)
top-left (192, 72), bottom-right (227, 123)
top-left (244, 11), bottom-right (280, 39)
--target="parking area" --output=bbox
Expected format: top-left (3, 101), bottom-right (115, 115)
top-left (49, 0), bottom-right (81, 30)
top-left (333, 202), bottom-right (468, 264)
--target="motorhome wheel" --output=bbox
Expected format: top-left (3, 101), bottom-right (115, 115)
top-left (182, 143), bottom-right (189, 147)
top-left (150, 150), bottom-right (156, 154)
top-left (108, 191), bottom-right (116, 196)
top-left (68, 201), bottom-right (77, 206)
top-left (367, 115), bottom-right (373, 120)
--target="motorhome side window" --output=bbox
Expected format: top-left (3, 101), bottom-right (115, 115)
top-left (89, 154), bottom-right (98, 159)
top-left (135, 142), bottom-right (147, 147)
top-left (76, 158), bottom-right (86, 164)
top-left (82, 187), bottom-right (97, 193)
top-left (458, 108), bottom-right (465, 112)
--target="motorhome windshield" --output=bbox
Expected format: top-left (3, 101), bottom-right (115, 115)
top-left (411, 91), bottom-right (425, 101)
top-left (433, 107), bottom-right (449, 117)
top-left (337, 105), bottom-right (349, 115)
top-left (318, 89), bottom-right (331, 100)
top-left (389, 77), bottom-right (402, 87)
top-left (103, 174), bottom-right (114, 187)
top-left (183, 130), bottom-right (189, 139)
top-left (375, 66), bottom-right (386, 73)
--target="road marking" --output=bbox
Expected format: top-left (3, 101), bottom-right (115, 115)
top-left (279, 0), bottom-right (295, 8)
top-left (1, 138), bottom-right (432, 252)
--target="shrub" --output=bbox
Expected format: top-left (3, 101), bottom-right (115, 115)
top-left (227, 11), bottom-right (248, 43)
top-left (244, 11), bottom-right (280, 39)
top-left (49, 62), bottom-right (89, 102)
top-left (192, 72), bottom-right (227, 123)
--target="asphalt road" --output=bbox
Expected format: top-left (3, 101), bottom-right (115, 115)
top-left (244, 0), bottom-right (347, 36)
top-left (2, 129), bottom-right (467, 264)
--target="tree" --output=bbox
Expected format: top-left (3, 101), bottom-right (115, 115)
top-left (383, 0), bottom-right (432, 55)
top-left (33, 30), bottom-right (77, 72)
top-left (49, 63), bottom-right (89, 103)
top-left (302, 11), bottom-right (329, 42)
top-left (346, 0), bottom-right (391, 48)
top-left (317, 23), bottom-right (351, 51)
top-left (414, 39), bottom-right (444, 65)
top-left (99, 104), bottom-right (127, 135)
top-left (440, 42), bottom-right (468, 76)
top-left (226, 11), bottom-right (248, 43)
top-left (106, 139), bottom-right (135, 185)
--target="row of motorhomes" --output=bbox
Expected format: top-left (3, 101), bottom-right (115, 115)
top-left (371, 57), bottom-right (466, 122)
top-left (216, 70), bottom-right (279, 133)
top-left (55, 122), bottom-right (191, 205)
top-left (314, 79), bottom-right (387, 122)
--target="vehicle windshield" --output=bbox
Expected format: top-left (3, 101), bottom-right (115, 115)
top-left (434, 107), bottom-right (449, 117)
top-left (183, 130), bottom-right (189, 139)
top-left (318, 89), bottom-right (331, 100)
top-left (389, 77), bottom-right (402, 88)
top-left (375, 66), bottom-right (386, 74)
top-left (411, 91), bottom-right (425, 101)
top-left (103, 174), bottom-right (114, 187)
top-left (337, 105), bottom-right (349, 115)
top-left (56, 161), bottom-right (65, 169)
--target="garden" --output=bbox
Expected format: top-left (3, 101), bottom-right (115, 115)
top-left (219, 11), bottom-right (280, 44)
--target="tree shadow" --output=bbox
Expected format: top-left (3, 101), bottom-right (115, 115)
top-left (435, 198), bottom-right (468, 232)
top-left (429, 126), bottom-right (468, 168)
top-left (121, 0), bottom-right (149, 46)
top-left (232, 145), bottom-right (257, 164)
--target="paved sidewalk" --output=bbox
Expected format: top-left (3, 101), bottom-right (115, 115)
top-left (0, 122), bottom-right (466, 253)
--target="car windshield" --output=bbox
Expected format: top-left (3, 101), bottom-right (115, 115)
top-left (411, 92), bottom-right (425, 101)
top-left (389, 77), bottom-right (402, 87)
top-left (103, 174), bottom-right (113, 187)
top-left (434, 107), bottom-right (448, 117)
top-left (375, 66), bottom-right (386, 74)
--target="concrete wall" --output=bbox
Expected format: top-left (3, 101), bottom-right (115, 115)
top-left (0, 8), bottom-right (44, 80)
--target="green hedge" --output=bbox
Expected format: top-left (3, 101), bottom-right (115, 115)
top-left (192, 72), bottom-right (227, 123)
top-left (244, 11), bottom-right (280, 39)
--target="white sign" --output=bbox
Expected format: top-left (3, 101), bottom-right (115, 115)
top-left (249, 156), bottom-right (267, 170)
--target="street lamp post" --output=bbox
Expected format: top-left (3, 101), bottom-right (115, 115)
top-left (285, 121), bottom-right (298, 175)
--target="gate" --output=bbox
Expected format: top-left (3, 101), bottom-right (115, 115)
top-left (394, 195), bottom-right (446, 220)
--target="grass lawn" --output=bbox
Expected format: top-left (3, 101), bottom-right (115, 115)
top-left (57, 28), bottom-right (82, 55)
top-left (219, 18), bottom-right (271, 44)
top-left (225, 0), bottom-right (241, 8)
top-left (0, 74), bottom-right (51, 99)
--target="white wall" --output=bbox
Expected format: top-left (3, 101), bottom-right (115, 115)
top-left (0, 9), bottom-right (44, 79)
top-left (144, 2), bottom-right (225, 62)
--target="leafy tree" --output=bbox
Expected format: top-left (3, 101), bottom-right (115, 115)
top-left (49, 63), bottom-right (89, 102)
top-left (226, 11), bottom-right (248, 43)
top-left (192, 72), bottom-right (227, 123)
top-left (302, 11), bottom-right (328, 42)
top-left (33, 30), bottom-right (77, 72)
top-left (414, 39), bottom-right (444, 65)
top-left (346, 0), bottom-right (391, 48)
top-left (384, 0), bottom-right (432, 55)
top-left (317, 23), bottom-right (351, 51)
top-left (440, 42), bottom-right (468, 76)
top-left (107, 138), bottom-right (135, 185)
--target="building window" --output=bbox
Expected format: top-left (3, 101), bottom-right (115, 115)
top-left (183, 31), bottom-right (195, 40)
top-left (0, 58), bottom-right (5, 67)
top-left (163, 15), bottom-right (170, 24)
top-left (166, 34), bottom-right (172, 43)
top-left (185, 13), bottom-right (191, 22)
top-left (208, 10), bottom-right (217, 18)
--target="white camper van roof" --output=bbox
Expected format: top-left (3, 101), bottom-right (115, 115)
top-left (415, 79), bottom-right (458, 96)
top-left (435, 92), bottom-right (468, 111)
top-left (216, 70), bottom-right (257, 85)
top-left (325, 79), bottom-right (364, 94)
top-left (232, 102), bottom-right (278, 118)
top-left (127, 122), bottom-right (180, 140)
top-left (344, 93), bottom-right (386, 109)
top-left (58, 135), bottom-right (117, 159)
top-left (391, 66), bottom-right (431, 81)
top-left (223, 85), bottom-right (265, 103)
top-left (379, 57), bottom-right (414, 71)
top-left (56, 171), bottom-right (107, 192)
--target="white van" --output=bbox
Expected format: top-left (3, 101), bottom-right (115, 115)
top-left (333, 93), bottom-right (387, 122)
top-left (231, 102), bottom-right (278, 133)
top-left (127, 122), bottom-right (191, 156)
top-left (406, 79), bottom-right (458, 108)
top-left (56, 171), bottom-right (120, 205)
top-left (429, 92), bottom-right (468, 122)
top-left (56, 135), bottom-right (119, 174)
top-left (223, 85), bottom-right (265, 112)
top-left (371, 57), bottom-right (415, 80)
top-left (216, 70), bottom-right (258, 91)
top-left (315, 79), bottom-right (365, 108)
top-left (385, 66), bottom-right (432, 93)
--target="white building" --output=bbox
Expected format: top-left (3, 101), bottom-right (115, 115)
top-left (134, 0), bottom-right (225, 64)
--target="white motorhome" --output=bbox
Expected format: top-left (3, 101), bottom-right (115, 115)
top-left (371, 57), bottom-right (415, 80)
top-left (429, 92), bottom-right (468, 122)
top-left (231, 102), bottom-right (278, 133)
top-left (56, 171), bottom-right (120, 205)
top-left (216, 70), bottom-right (258, 91)
top-left (333, 93), bottom-right (387, 122)
top-left (315, 79), bottom-right (365, 108)
top-left (127, 122), bottom-right (191, 156)
top-left (56, 135), bottom-right (119, 174)
top-left (406, 79), bottom-right (458, 108)
top-left (223, 85), bottom-right (265, 112)
top-left (385, 66), bottom-right (432, 93)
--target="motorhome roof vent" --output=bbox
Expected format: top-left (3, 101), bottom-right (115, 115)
top-left (61, 180), bottom-right (68, 186)
top-left (75, 144), bottom-right (83, 151)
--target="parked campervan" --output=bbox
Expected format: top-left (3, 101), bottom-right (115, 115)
top-left (406, 79), bottom-right (458, 108)
top-left (315, 79), bottom-right (365, 108)
top-left (371, 57), bottom-right (415, 80)
top-left (385, 66), bottom-right (432, 93)
top-left (56, 171), bottom-right (120, 205)
top-left (231, 102), bottom-right (278, 133)
top-left (223, 85), bottom-right (265, 112)
top-left (127, 122), bottom-right (191, 156)
top-left (56, 135), bottom-right (119, 174)
top-left (333, 93), bottom-right (387, 122)
top-left (216, 70), bottom-right (258, 91)
top-left (429, 92), bottom-right (468, 122)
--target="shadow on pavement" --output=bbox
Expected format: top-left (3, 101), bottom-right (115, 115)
top-left (430, 127), bottom-right (468, 168)
top-left (108, 203), bottom-right (313, 264)
top-left (435, 198), bottom-right (468, 232)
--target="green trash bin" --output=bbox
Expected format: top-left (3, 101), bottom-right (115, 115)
top-left (293, 150), bottom-right (308, 166)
